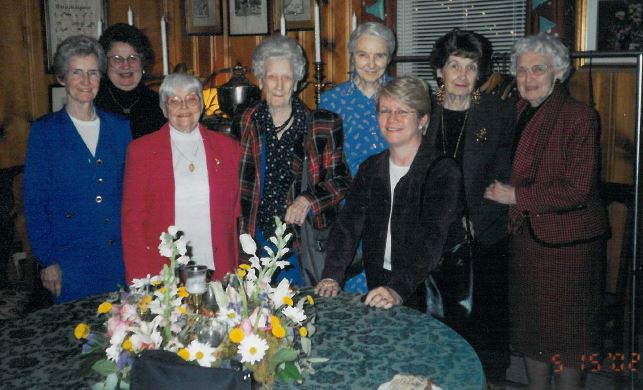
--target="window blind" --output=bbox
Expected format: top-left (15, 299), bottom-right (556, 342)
top-left (396, 0), bottom-right (526, 87)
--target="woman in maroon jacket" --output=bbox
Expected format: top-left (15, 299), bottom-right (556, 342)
top-left (485, 33), bottom-right (608, 390)
top-left (122, 73), bottom-right (241, 283)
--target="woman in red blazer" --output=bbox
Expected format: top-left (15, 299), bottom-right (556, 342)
top-left (122, 73), bottom-right (240, 283)
top-left (485, 33), bottom-right (608, 390)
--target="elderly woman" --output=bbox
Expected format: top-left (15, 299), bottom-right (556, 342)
top-left (122, 73), bottom-right (241, 283)
top-left (237, 36), bottom-right (351, 286)
top-left (24, 35), bottom-right (132, 303)
top-left (319, 22), bottom-right (396, 293)
top-left (426, 28), bottom-right (515, 383)
top-left (95, 23), bottom-right (166, 139)
top-left (315, 76), bottom-right (462, 312)
top-left (485, 33), bottom-right (608, 390)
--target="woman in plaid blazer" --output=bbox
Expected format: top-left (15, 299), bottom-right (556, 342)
top-left (486, 34), bottom-right (609, 389)
top-left (236, 36), bottom-right (351, 286)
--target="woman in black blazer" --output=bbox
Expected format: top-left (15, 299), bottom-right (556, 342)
top-left (315, 76), bottom-right (462, 312)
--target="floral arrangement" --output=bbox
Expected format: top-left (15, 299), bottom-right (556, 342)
top-left (75, 217), bottom-right (323, 389)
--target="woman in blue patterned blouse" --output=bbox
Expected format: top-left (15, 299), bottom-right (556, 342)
top-left (319, 22), bottom-right (396, 293)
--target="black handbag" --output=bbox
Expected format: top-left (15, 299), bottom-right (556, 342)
top-left (424, 156), bottom-right (475, 320)
top-left (130, 350), bottom-right (252, 390)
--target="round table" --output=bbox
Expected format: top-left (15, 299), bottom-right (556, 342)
top-left (0, 292), bottom-right (484, 389)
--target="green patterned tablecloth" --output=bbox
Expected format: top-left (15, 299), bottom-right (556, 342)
top-left (0, 292), bottom-right (484, 389)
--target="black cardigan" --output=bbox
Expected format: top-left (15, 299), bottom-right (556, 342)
top-left (322, 138), bottom-right (463, 311)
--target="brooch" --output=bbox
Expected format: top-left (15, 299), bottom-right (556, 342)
top-left (475, 128), bottom-right (487, 143)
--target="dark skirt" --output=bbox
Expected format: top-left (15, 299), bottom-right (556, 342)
top-left (509, 229), bottom-right (604, 369)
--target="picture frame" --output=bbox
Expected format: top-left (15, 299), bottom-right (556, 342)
top-left (577, 0), bottom-right (642, 64)
top-left (186, 0), bottom-right (223, 35)
top-left (228, 0), bottom-right (270, 36)
top-left (42, 0), bottom-right (107, 72)
top-left (49, 85), bottom-right (67, 113)
top-left (272, 0), bottom-right (314, 31)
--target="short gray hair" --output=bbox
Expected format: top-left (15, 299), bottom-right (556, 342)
top-left (511, 33), bottom-right (572, 82)
top-left (348, 22), bottom-right (396, 61)
top-left (159, 73), bottom-right (204, 117)
top-left (53, 35), bottom-right (107, 81)
top-left (252, 36), bottom-right (307, 83)
top-left (376, 75), bottom-right (432, 134)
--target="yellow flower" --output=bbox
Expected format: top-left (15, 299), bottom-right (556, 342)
top-left (178, 306), bottom-right (187, 314)
top-left (229, 327), bottom-right (245, 344)
top-left (239, 263), bottom-right (251, 270)
top-left (306, 295), bottom-right (314, 305)
top-left (177, 286), bottom-right (189, 298)
top-left (74, 323), bottom-right (90, 339)
top-left (97, 302), bottom-right (112, 314)
top-left (177, 348), bottom-right (190, 361)
top-left (270, 315), bottom-right (280, 327)
top-left (158, 287), bottom-right (167, 294)
top-left (272, 325), bottom-right (286, 339)
top-left (283, 296), bottom-right (293, 306)
top-left (299, 327), bottom-right (308, 337)
top-left (237, 268), bottom-right (247, 278)
top-left (122, 338), bottom-right (133, 352)
top-left (151, 279), bottom-right (162, 286)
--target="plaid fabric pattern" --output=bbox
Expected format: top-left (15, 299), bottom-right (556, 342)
top-left (508, 85), bottom-right (607, 367)
top-left (236, 99), bottom-right (351, 235)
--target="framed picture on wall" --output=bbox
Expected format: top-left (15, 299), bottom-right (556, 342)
top-left (579, 0), bottom-right (642, 64)
top-left (272, 0), bottom-right (314, 31)
top-left (49, 85), bottom-right (66, 113)
top-left (42, 0), bottom-right (107, 72)
top-left (186, 0), bottom-right (223, 35)
top-left (228, 0), bottom-right (270, 36)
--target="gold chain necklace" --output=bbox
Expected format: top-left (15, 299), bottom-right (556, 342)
top-left (440, 108), bottom-right (469, 159)
top-left (171, 139), bottom-right (200, 173)
top-left (108, 87), bottom-right (140, 115)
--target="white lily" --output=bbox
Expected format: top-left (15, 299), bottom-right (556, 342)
top-left (270, 278), bottom-right (294, 309)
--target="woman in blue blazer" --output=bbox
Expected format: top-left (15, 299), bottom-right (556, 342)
top-left (24, 36), bottom-right (131, 303)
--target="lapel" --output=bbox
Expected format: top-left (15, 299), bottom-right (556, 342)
top-left (58, 108), bottom-right (96, 161)
top-left (462, 100), bottom-right (484, 192)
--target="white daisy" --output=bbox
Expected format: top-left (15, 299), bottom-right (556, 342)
top-left (217, 307), bottom-right (241, 327)
top-left (186, 340), bottom-right (217, 367)
top-left (238, 333), bottom-right (269, 364)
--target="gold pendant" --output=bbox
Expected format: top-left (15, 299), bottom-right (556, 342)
top-left (189, 163), bottom-right (195, 172)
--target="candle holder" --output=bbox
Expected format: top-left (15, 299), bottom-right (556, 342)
top-left (313, 62), bottom-right (333, 108)
top-left (184, 265), bottom-right (208, 312)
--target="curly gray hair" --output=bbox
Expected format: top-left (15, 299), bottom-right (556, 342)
top-left (53, 35), bottom-right (107, 81)
top-left (158, 73), bottom-right (204, 117)
top-left (252, 36), bottom-right (307, 85)
top-left (510, 33), bottom-right (572, 82)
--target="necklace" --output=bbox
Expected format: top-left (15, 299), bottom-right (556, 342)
top-left (171, 139), bottom-right (200, 173)
top-left (440, 108), bottom-right (469, 159)
top-left (273, 109), bottom-right (295, 134)
top-left (108, 86), bottom-right (139, 115)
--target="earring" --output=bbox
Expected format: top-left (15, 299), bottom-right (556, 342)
top-left (471, 88), bottom-right (481, 105)
top-left (436, 84), bottom-right (446, 106)
top-left (142, 69), bottom-right (146, 75)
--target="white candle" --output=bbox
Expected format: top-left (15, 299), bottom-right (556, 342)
top-left (352, 11), bottom-right (357, 32)
top-left (185, 278), bottom-right (207, 294)
top-left (127, 6), bottom-right (134, 26)
top-left (314, 1), bottom-right (321, 62)
top-left (97, 18), bottom-right (103, 39)
top-left (161, 16), bottom-right (169, 75)
top-left (280, 15), bottom-right (286, 36)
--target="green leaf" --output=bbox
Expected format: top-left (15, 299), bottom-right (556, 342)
top-left (301, 337), bottom-right (311, 355)
top-left (78, 353), bottom-right (105, 377)
top-left (307, 323), bottom-right (316, 337)
top-left (276, 361), bottom-right (303, 381)
top-left (92, 359), bottom-right (119, 376)
top-left (269, 348), bottom-right (298, 372)
top-left (105, 373), bottom-right (118, 390)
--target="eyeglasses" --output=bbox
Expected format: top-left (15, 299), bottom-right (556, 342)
top-left (516, 64), bottom-right (551, 77)
top-left (108, 54), bottom-right (141, 67)
top-left (67, 69), bottom-right (101, 81)
top-left (166, 93), bottom-right (201, 109)
top-left (378, 108), bottom-right (416, 120)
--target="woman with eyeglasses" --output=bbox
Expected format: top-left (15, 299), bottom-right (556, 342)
top-left (485, 33), bottom-right (608, 390)
top-left (24, 35), bottom-right (132, 303)
top-left (315, 76), bottom-right (462, 312)
top-left (95, 23), bottom-right (166, 139)
top-left (121, 73), bottom-right (241, 283)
